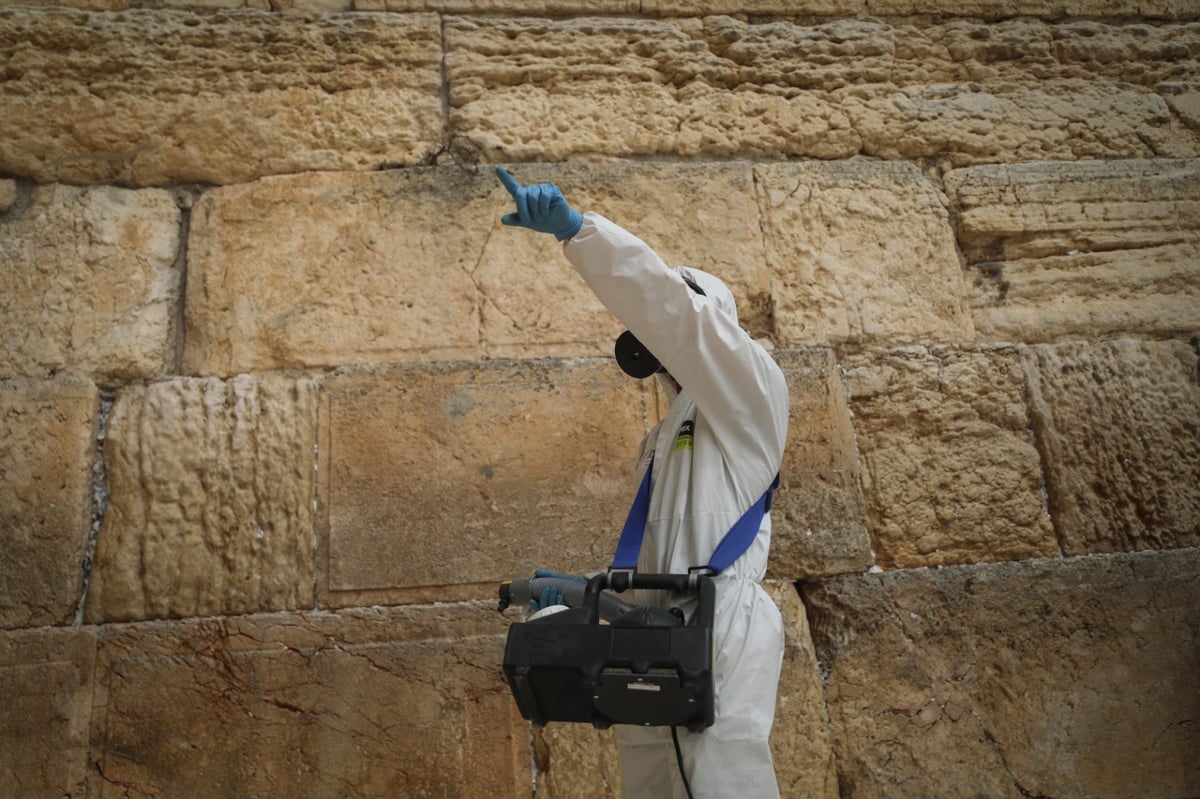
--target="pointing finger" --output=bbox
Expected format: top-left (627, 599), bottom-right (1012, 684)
top-left (495, 166), bottom-right (522, 198)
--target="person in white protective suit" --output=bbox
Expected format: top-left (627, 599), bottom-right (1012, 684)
top-left (497, 166), bottom-right (789, 799)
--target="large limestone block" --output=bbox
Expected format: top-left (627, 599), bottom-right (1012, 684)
top-left (846, 20), bottom-right (1197, 162)
top-left (483, 162), bottom-right (775, 352)
top-left (756, 161), bottom-right (973, 348)
top-left (873, 85), bottom-right (1180, 161)
top-left (803, 549), bottom-right (1200, 799)
top-left (2, 0), bottom-right (1192, 15)
top-left (0, 626), bottom-right (96, 799)
top-left (1024, 339), bottom-right (1200, 555)
top-left (447, 17), bottom-right (1199, 166)
top-left (184, 169), bottom-right (495, 376)
top-left (0, 9), bottom-right (441, 186)
top-left (529, 582), bottom-right (839, 799)
top-left (360, 0), bottom-right (637, 10)
top-left (0, 184), bottom-right (180, 380)
top-left (85, 375), bottom-right (318, 622)
top-left (0, 377), bottom-right (97, 629)
top-left (871, 0), bottom-right (1193, 16)
top-left (842, 34), bottom-right (1196, 164)
top-left (947, 158), bottom-right (1200, 341)
top-left (0, 0), bottom-right (127, 8)
top-left (446, 16), bottom-right (865, 161)
top-left (90, 603), bottom-right (531, 798)
top-left (644, 0), bottom-right (1194, 15)
top-left (677, 18), bottom-right (1198, 89)
top-left (643, 0), bottom-right (868, 14)
top-left (190, 165), bottom-right (751, 375)
top-left (844, 345), bottom-right (1058, 568)
top-left (318, 360), bottom-right (647, 607)
top-left (769, 349), bottom-right (873, 579)
top-left (0, 0), bottom-right (268, 8)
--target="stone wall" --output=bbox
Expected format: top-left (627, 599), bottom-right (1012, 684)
top-left (1, 0), bottom-right (1198, 796)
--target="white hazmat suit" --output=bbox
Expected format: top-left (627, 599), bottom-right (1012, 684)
top-left (563, 212), bottom-right (789, 799)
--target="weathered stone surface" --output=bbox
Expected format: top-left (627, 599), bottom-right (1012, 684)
top-left (2, 0), bottom-right (1194, 16)
top-left (846, 82), bottom-right (1191, 164)
top-left (871, 0), bottom-right (1194, 16)
top-left (526, 582), bottom-right (838, 799)
top-left (85, 375), bottom-right (318, 622)
top-left (447, 17), bottom-right (1200, 166)
top-left (0, 184), bottom-right (180, 380)
top-left (184, 163), bottom-right (775, 375)
top-left (803, 548), bottom-right (1200, 799)
top-left (1161, 82), bottom-right (1200, 130)
top-left (319, 360), bottom-right (647, 607)
top-left (645, 0), bottom-right (1196, 15)
top-left (0, 626), bottom-right (96, 799)
top-left (361, 0), bottom-right (637, 10)
top-left (0, 377), bottom-right (97, 629)
top-left (0, 0), bottom-right (640, 10)
top-left (643, 0), bottom-right (867, 14)
top-left (0, 178), bottom-right (14, 212)
top-left (757, 161), bottom-right (973, 348)
top-left (531, 725), bottom-right (622, 799)
top-left (0, 9), bottom-right (442, 186)
top-left (947, 158), bottom-right (1200, 341)
top-left (769, 349), bottom-right (873, 579)
top-left (184, 169), bottom-right (495, 376)
top-left (482, 162), bottom-right (775, 353)
top-left (0, 0), bottom-right (127, 8)
top-left (1024, 339), bottom-right (1200, 555)
top-left (91, 603), bottom-right (531, 798)
top-left (146, 0), bottom-right (267, 8)
top-left (766, 580), bottom-right (840, 799)
top-left (446, 16), bottom-right (857, 161)
top-left (700, 18), bottom-right (1198, 88)
top-left (844, 345), bottom-right (1058, 568)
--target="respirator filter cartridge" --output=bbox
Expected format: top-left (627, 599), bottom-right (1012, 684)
top-left (614, 330), bottom-right (663, 379)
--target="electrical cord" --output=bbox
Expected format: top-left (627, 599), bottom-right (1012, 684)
top-left (671, 726), bottom-right (696, 799)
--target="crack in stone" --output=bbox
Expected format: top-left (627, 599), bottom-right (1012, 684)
top-left (74, 387), bottom-right (115, 625)
top-left (467, 222), bottom-right (495, 357)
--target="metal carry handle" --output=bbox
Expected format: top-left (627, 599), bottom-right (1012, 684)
top-left (582, 571), bottom-right (715, 628)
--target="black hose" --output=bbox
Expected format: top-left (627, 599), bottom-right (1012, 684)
top-left (672, 726), bottom-right (695, 799)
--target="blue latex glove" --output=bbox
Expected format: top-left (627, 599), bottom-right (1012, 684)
top-left (531, 585), bottom-right (565, 611)
top-left (528, 568), bottom-right (585, 611)
top-left (496, 166), bottom-right (583, 241)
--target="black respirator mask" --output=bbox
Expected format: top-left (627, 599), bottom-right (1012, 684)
top-left (614, 274), bottom-right (707, 379)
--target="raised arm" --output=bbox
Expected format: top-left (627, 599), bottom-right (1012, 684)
top-left (495, 168), bottom-right (788, 499)
top-left (565, 213), bottom-right (788, 496)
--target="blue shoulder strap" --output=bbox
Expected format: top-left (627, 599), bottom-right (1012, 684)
top-left (610, 452), bottom-right (780, 573)
top-left (610, 455), bottom-right (656, 570)
top-left (705, 471), bottom-right (780, 572)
